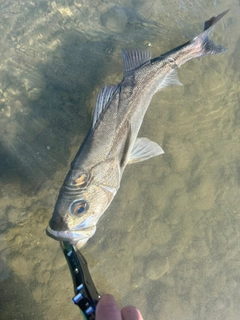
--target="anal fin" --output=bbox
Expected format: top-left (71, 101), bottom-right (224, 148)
top-left (157, 69), bottom-right (182, 91)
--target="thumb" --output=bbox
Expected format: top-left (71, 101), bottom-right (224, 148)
top-left (96, 294), bottom-right (122, 320)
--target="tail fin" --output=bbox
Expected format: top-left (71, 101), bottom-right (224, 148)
top-left (193, 10), bottom-right (229, 56)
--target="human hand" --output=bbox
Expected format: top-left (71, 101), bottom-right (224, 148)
top-left (96, 294), bottom-right (143, 320)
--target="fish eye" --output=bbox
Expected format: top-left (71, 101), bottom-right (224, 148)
top-left (70, 200), bottom-right (88, 216)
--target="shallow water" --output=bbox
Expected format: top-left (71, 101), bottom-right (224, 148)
top-left (0, 0), bottom-right (239, 319)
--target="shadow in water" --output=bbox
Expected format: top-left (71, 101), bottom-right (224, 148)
top-left (0, 258), bottom-right (44, 320)
top-left (0, 30), bottom-right (116, 195)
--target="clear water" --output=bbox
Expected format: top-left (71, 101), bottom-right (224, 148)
top-left (0, 1), bottom-right (239, 319)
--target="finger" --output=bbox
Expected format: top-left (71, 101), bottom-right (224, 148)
top-left (121, 306), bottom-right (144, 320)
top-left (96, 294), bottom-right (122, 320)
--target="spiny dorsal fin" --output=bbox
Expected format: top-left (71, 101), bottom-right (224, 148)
top-left (92, 85), bottom-right (117, 128)
top-left (122, 49), bottom-right (151, 77)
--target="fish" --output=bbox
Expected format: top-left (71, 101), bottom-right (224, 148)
top-left (46, 11), bottom-right (228, 248)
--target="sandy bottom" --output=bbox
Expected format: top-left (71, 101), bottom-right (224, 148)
top-left (0, 1), bottom-right (240, 319)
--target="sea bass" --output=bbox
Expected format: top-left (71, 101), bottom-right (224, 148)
top-left (47, 11), bottom-right (228, 248)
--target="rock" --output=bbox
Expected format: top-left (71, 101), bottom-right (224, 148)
top-left (145, 257), bottom-right (169, 280)
top-left (100, 7), bottom-right (128, 33)
top-left (148, 221), bottom-right (172, 245)
top-left (6, 205), bottom-right (27, 224)
top-left (9, 255), bottom-right (29, 277)
top-left (28, 87), bottom-right (42, 101)
top-left (194, 177), bottom-right (216, 210)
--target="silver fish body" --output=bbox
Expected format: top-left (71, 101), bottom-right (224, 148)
top-left (47, 11), bottom-right (228, 248)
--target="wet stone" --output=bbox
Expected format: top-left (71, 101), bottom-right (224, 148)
top-left (10, 256), bottom-right (29, 277)
top-left (194, 177), bottom-right (216, 210)
top-left (13, 235), bottom-right (22, 246)
top-left (172, 143), bottom-right (193, 173)
top-left (32, 287), bottom-right (43, 303)
top-left (135, 0), bottom-right (163, 21)
top-left (6, 206), bottom-right (27, 224)
top-left (148, 221), bottom-right (172, 245)
top-left (36, 270), bottom-right (51, 284)
top-left (145, 257), bottom-right (169, 280)
top-left (131, 273), bottom-right (145, 289)
top-left (100, 7), bottom-right (128, 33)
top-left (28, 87), bottom-right (42, 101)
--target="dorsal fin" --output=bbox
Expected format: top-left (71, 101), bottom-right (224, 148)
top-left (122, 49), bottom-right (151, 77)
top-left (92, 85), bottom-right (117, 128)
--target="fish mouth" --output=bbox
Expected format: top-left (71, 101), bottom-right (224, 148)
top-left (46, 224), bottom-right (96, 248)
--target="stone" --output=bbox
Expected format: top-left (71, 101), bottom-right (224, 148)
top-left (145, 257), bottom-right (169, 280)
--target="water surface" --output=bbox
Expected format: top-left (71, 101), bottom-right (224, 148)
top-left (0, 1), bottom-right (239, 319)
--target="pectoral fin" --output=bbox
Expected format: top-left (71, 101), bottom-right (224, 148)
top-left (128, 137), bottom-right (164, 164)
top-left (92, 85), bottom-right (118, 129)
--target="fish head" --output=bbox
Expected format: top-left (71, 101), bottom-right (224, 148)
top-left (46, 159), bottom-right (120, 248)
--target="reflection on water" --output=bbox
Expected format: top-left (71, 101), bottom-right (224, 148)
top-left (0, 1), bottom-right (239, 319)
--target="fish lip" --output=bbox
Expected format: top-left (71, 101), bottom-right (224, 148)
top-left (46, 224), bottom-right (96, 244)
top-left (46, 225), bottom-right (77, 243)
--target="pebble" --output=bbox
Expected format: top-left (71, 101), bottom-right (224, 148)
top-left (32, 287), bottom-right (43, 303)
top-left (145, 257), bottom-right (169, 280)
top-left (9, 256), bottom-right (29, 277)
top-left (28, 87), bottom-right (42, 101)
top-left (148, 221), bottom-right (172, 245)
top-left (13, 234), bottom-right (22, 245)
top-left (194, 177), bottom-right (216, 210)
top-left (131, 274), bottom-right (145, 289)
top-left (172, 142), bottom-right (193, 173)
top-left (6, 206), bottom-right (27, 224)
top-left (36, 270), bottom-right (51, 284)
top-left (100, 7), bottom-right (128, 33)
